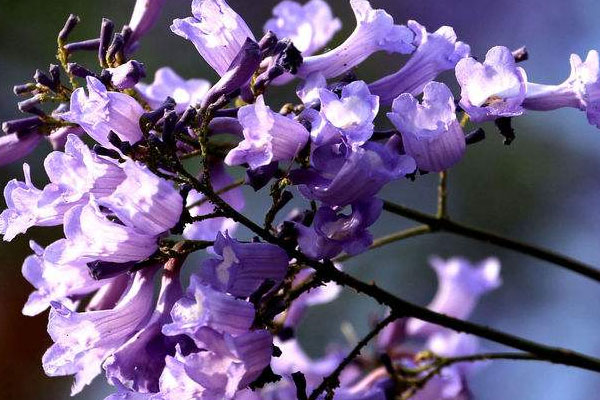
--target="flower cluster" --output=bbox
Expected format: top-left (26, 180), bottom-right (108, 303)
top-left (1, 0), bottom-right (598, 399)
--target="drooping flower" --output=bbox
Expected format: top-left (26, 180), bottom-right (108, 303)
top-left (184, 162), bottom-right (244, 241)
top-left (0, 135), bottom-right (125, 241)
top-left (523, 50), bottom-right (600, 128)
top-left (369, 20), bottom-right (470, 106)
top-left (171, 0), bottom-right (255, 76)
top-left (106, 60), bottom-right (147, 90)
top-left (406, 256), bottom-right (501, 337)
top-left (137, 67), bottom-right (211, 113)
top-left (224, 95), bottom-right (309, 169)
top-left (60, 76), bottom-right (145, 147)
top-left (319, 80), bottom-right (379, 146)
top-left (293, 139), bottom-right (416, 207)
top-left (297, 197), bottom-right (382, 260)
top-left (200, 232), bottom-right (289, 298)
top-left (43, 267), bottom-right (157, 395)
top-left (297, 0), bottom-right (416, 79)
top-left (455, 46), bottom-right (527, 122)
top-left (387, 81), bottom-right (466, 172)
top-left (264, 0), bottom-right (341, 57)
top-left (128, 0), bottom-right (167, 48)
top-left (0, 131), bottom-right (44, 167)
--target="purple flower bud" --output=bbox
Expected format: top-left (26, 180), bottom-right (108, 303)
top-left (201, 38), bottom-right (261, 109)
top-left (106, 60), bottom-right (146, 90)
top-left (297, 0), bottom-right (416, 79)
top-left (60, 76), bottom-right (144, 148)
top-left (387, 82), bottom-right (466, 172)
top-left (200, 232), bottom-right (289, 297)
top-left (2, 116), bottom-right (43, 134)
top-left (0, 131), bottom-right (43, 167)
top-left (225, 95), bottom-right (310, 169)
top-left (455, 46), bottom-right (527, 122)
top-left (406, 256), bottom-right (501, 337)
top-left (523, 50), bottom-right (600, 128)
top-left (171, 0), bottom-right (256, 76)
top-left (64, 38), bottom-right (101, 53)
top-left (184, 163), bottom-right (244, 241)
top-left (42, 267), bottom-right (157, 395)
top-left (137, 67), bottom-right (211, 113)
top-left (369, 21), bottom-right (470, 106)
top-left (99, 18), bottom-right (115, 67)
top-left (297, 198), bottom-right (382, 260)
top-left (128, 0), bottom-right (167, 48)
top-left (318, 80), bottom-right (379, 146)
top-left (58, 14), bottom-right (80, 43)
top-left (21, 241), bottom-right (105, 316)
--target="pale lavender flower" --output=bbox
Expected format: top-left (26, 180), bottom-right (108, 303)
top-left (184, 163), bottom-right (244, 241)
top-left (296, 72), bottom-right (327, 105)
top-left (48, 126), bottom-right (84, 150)
top-left (44, 200), bottom-right (159, 265)
top-left (162, 275), bottom-right (255, 344)
top-left (106, 60), bottom-right (146, 90)
top-left (42, 267), bottom-right (157, 395)
top-left (171, 0), bottom-right (255, 76)
top-left (297, 197), bottom-right (382, 260)
top-left (61, 76), bottom-right (145, 147)
top-left (319, 81), bottom-right (379, 146)
top-left (128, 0), bottom-right (167, 47)
top-left (158, 330), bottom-right (273, 398)
top-left (297, 0), bottom-right (416, 79)
top-left (0, 131), bottom-right (43, 166)
top-left (294, 140), bottom-right (416, 207)
top-left (137, 67), bottom-right (211, 113)
top-left (455, 46), bottom-right (527, 122)
top-left (200, 232), bottom-right (289, 297)
top-left (523, 50), bottom-right (600, 128)
top-left (406, 256), bottom-right (501, 337)
top-left (98, 160), bottom-right (183, 236)
top-left (224, 95), bottom-right (309, 169)
top-left (265, 0), bottom-right (341, 56)
top-left (21, 241), bottom-right (105, 316)
top-left (370, 21), bottom-right (470, 105)
top-left (387, 81), bottom-right (466, 172)
top-left (0, 135), bottom-right (124, 241)
top-left (103, 271), bottom-right (184, 393)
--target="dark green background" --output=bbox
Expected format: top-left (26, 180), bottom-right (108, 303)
top-left (0, 1), bottom-right (599, 398)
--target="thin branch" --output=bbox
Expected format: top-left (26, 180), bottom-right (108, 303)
top-left (186, 178), bottom-right (245, 210)
top-left (308, 313), bottom-right (398, 400)
top-left (437, 171), bottom-right (448, 219)
top-left (176, 169), bottom-right (600, 374)
top-left (382, 200), bottom-right (600, 282)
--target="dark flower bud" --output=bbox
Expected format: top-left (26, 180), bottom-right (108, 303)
top-left (67, 63), bottom-right (96, 79)
top-left (98, 18), bottom-right (115, 67)
top-left (34, 69), bottom-right (55, 90)
top-left (13, 83), bottom-right (36, 95)
top-left (58, 14), bottom-right (80, 44)
top-left (106, 33), bottom-right (125, 65)
top-left (87, 260), bottom-right (137, 280)
top-left (64, 38), bottom-right (100, 53)
top-left (106, 60), bottom-right (146, 89)
top-left (466, 128), bottom-right (486, 145)
top-left (2, 116), bottom-right (42, 134)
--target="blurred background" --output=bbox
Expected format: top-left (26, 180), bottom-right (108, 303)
top-left (1, 0), bottom-right (599, 399)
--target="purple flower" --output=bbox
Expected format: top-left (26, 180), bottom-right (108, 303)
top-left (61, 76), bottom-right (145, 147)
top-left (297, 197), bottom-right (382, 260)
top-left (98, 160), bottom-right (183, 236)
top-left (48, 126), bottom-right (84, 150)
top-left (200, 232), bottom-right (289, 297)
top-left (106, 60), bottom-right (147, 90)
top-left (264, 0), bottom-right (341, 57)
top-left (455, 46), bottom-right (527, 122)
top-left (162, 275), bottom-right (256, 344)
top-left (296, 72), bottom-right (327, 105)
top-left (369, 21), bottom-right (470, 106)
top-left (523, 50), bottom-right (600, 128)
top-left (0, 135), bottom-right (124, 241)
top-left (44, 200), bottom-right (159, 265)
top-left (319, 81), bottom-right (379, 146)
top-left (224, 95), bottom-right (309, 169)
top-left (171, 0), bottom-right (255, 76)
top-left (128, 0), bottom-right (167, 47)
top-left (42, 267), bottom-right (157, 395)
top-left (0, 131), bottom-right (43, 167)
top-left (406, 256), bottom-right (501, 337)
top-left (158, 330), bottom-right (273, 398)
top-left (297, 0), bottom-right (416, 79)
top-left (103, 271), bottom-right (184, 393)
top-left (21, 241), bottom-right (105, 316)
top-left (184, 163), bottom-right (245, 241)
top-left (387, 81), bottom-right (466, 172)
top-left (137, 67), bottom-right (211, 113)
top-left (294, 140), bottom-right (416, 207)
